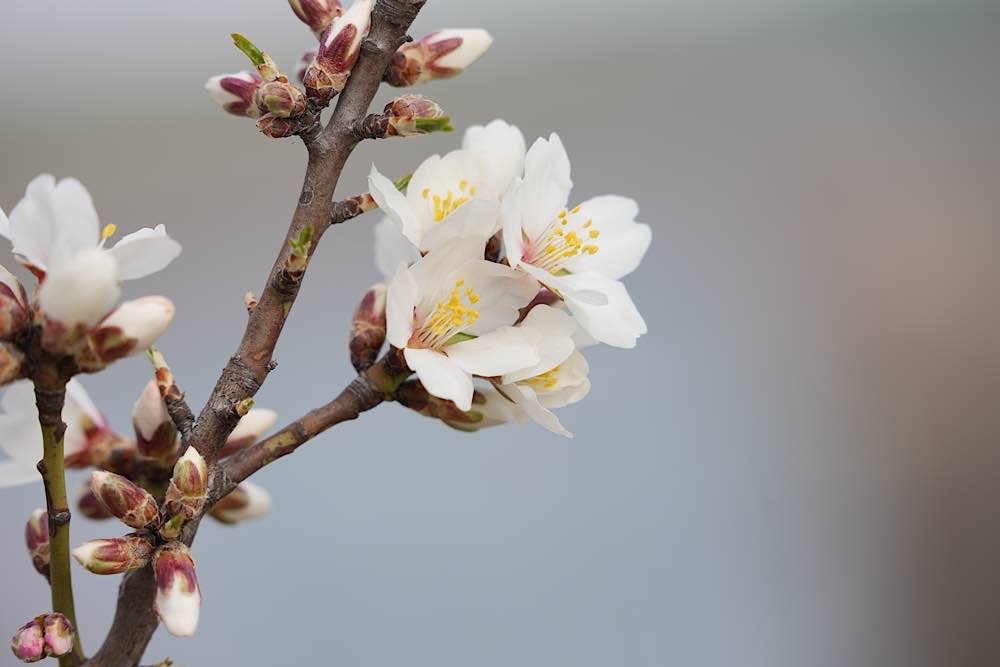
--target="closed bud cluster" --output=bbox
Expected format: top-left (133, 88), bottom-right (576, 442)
top-left (209, 482), bottom-right (272, 524)
top-left (255, 81), bottom-right (307, 119)
top-left (153, 543), bottom-right (201, 637)
top-left (90, 470), bottom-right (160, 529)
top-left (133, 379), bottom-right (177, 462)
top-left (24, 509), bottom-right (49, 578)
top-left (385, 29), bottom-right (493, 87)
top-left (165, 447), bottom-right (208, 519)
top-left (219, 408), bottom-right (278, 457)
top-left (0, 267), bottom-right (27, 339)
top-left (350, 283), bottom-right (387, 372)
top-left (302, 0), bottom-right (372, 103)
top-left (289, 0), bottom-right (342, 37)
top-left (76, 483), bottom-right (113, 520)
top-left (205, 71), bottom-right (264, 118)
top-left (10, 613), bottom-right (74, 663)
top-left (72, 535), bottom-right (154, 575)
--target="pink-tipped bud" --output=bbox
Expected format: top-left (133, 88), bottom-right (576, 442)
top-left (385, 29), bottom-right (493, 87)
top-left (72, 535), bottom-right (155, 575)
top-left (165, 447), bottom-right (208, 520)
top-left (132, 379), bottom-right (177, 462)
top-left (289, 0), bottom-right (342, 36)
top-left (153, 543), bottom-right (201, 637)
top-left (0, 266), bottom-right (27, 339)
top-left (76, 482), bottom-right (113, 520)
top-left (0, 341), bottom-right (26, 386)
top-left (209, 482), bottom-right (272, 524)
top-left (24, 509), bottom-right (49, 578)
top-left (10, 618), bottom-right (45, 663)
top-left (41, 614), bottom-right (74, 658)
top-left (205, 71), bottom-right (264, 118)
top-left (87, 296), bottom-right (175, 366)
top-left (90, 470), bottom-right (160, 529)
top-left (255, 81), bottom-right (307, 119)
top-left (220, 409), bottom-right (278, 456)
top-left (350, 283), bottom-right (386, 372)
top-left (303, 0), bottom-right (373, 103)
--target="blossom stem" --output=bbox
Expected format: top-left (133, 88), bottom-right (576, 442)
top-left (34, 380), bottom-right (85, 666)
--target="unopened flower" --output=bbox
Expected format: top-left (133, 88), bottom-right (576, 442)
top-left (153, 543), bottom-right (201, 637)
top-left (289, 0), bottom-right (342, 36)
top-left (209, 481), bottom-right (272, 524)
top-left (41, 614), bottom-right (74, 659)
top-left (219, 408), bottom-right (278, 457)
top-left (76, 482), bottom-right (113, 520)
top-left (255, 81), bottom-right (307, 119)
top-left (0, 379), bottom-right (107, 487)
top-left (503, 135), bottom-right (651, 348)
top-left (369, 119), bottom-right (525, 253)
top-left (10, 618), bottom-right (45, 663)
top-left (386, 237), bottom-right (540, 411)
top-left (204, 71), bottom-right (263, 118)
top-left (302, 0), bottom-right (372, 102)
top-left (377, 95), bottom-right (452, 137)
top-left (86, 296), bottom-right (176, 365)
top-left (132, 379), bottom-right (177, 461)
top-left (165, 447), bottom-right (208, 519)
top-left (24, 509), bottom-right (49, 578)
top-left (72, 535), bottom-right (154, 575)
top-left (90, 470), bottom-right (160, 529)
top-left (385, 29), bottom-right (493, 87)
top-left (350, 283), bottom-right (387, 372)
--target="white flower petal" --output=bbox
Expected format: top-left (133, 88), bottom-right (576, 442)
top-left (519, 262), bottom-right (607, 306)
top-left (386, 262), bottom-right (419, 348)
top-left (562, 195), bottom-right (651, 280)
top-left (8, 174), bottom-right (58, 269)
top-left (404, 347), bottom-right (475, 411)
top-left (501, 190), bottom-right (525, 268)
top-left (99, 296), bottom-right (175, 352)
top-left (368, 165), bottom-right (423, 246)
top-left (431, 28), bottom-right (494, 70)
top-left (457, 261), bottom-right (539, 336)
top-left (518, 134), bottom-right (572, 240)
top-left (0, 206), bottom-right (9, 239)
top-left (109, 224), bottom-right (182, 280)
top-left (446, 327), bottom-right (540, 377)
top-left (38, 248), bottom-right (121, 327)
top-left (374, 216), bottom-right (419, 280)
top-left (50, 178), bottom-right (101, 263)
top-left (501, 305), bottom-right (577, 384)
top-left (560, 272), bottom-right (647, 349)
top-left (506, 383), bottom-right (572, 437)
top-left (420, 199), bottom-right (500, 253)
top-left (462, 119), bottom-right (526, 199)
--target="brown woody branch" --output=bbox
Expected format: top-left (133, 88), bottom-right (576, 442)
top-left (328, 192), bottom-right (378, 228)
top-left (84, 2), bottom-right (426, 664)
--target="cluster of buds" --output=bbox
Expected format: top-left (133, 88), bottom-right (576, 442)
top-left (349, 283), bottom-right (387, 372)
top-left (289, 0), bottom-right (342, 37)
top-left (10, 613), bottom-right (74, 663)
top-left (301, 0), bottom-right (372, 103)
top-left (153, 543), bottom-right (201, 637)
top-left (24, 510), bottom-right (49, 578)
top-left (356, 95), bottom-right (453, 139)
top-left (384, 29), bottom-right (493, 87)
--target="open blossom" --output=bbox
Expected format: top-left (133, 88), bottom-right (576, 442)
top-left (386, 238), bottom-right (540, 411)
top-left (502, 135), bottom-right (651, 348)
top-left (369, 119), bottom-right (525, 252)
top-left (0, 175), bottom-right (181, 327)
top-left (0, 380), bottom-right (106, 487)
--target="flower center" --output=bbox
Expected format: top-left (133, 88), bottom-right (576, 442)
top-left (415, 278), bottom-right (481, 348)
top-left (523, 364), bottom-right (562, 391)
top-left (421, 179), bottom-right (477, 222)
top-left (529, 205), bottom-right (600, 274)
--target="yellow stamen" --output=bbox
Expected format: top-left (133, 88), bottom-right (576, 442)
top-left (101, 224), bottom-right (117, 241)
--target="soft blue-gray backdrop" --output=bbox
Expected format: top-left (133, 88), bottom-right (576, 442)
top-left (1, 1), bottom-right (999, 665)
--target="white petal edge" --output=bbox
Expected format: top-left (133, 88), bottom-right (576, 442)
top-left (404, 347), bottom-right (474, 411)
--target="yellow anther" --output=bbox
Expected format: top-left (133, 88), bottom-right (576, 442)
top-left (589, 230), bottom-right (600, 239)
top-left (558, 209), bottom-right (568, 218)
top-left (571, 205), bottom-right (581, 214)
top-left (100, 224), bottom-right (117, 241)
top-left (421, 187), bottom-right (430, 198)
top-left (459, 179), bottom-right (468, 191)
top-left (526, 365), bottom-right (561, 390)
top-left (583, 219), bottom-right (593, 228)
top-left (425, 279), bottom-right (481, 341)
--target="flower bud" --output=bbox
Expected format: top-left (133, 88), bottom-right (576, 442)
top-left (41, 614), bottom-right (74, 658)
top-left (10, 618), bottom-right (44, 663)
top-left (255, 81), bottom-right (307, 119)
top-left (39, 248), bottom-right (121, 332)
top-left (133, 379), bottom-right (178, 462)
top-left (256, 114), bottom-right (300, 139)
top-left (350, 283), bottom-right (386, 372)
top-left (153, 543), bottom-right (201, 637)
top-left (303, 0), bottom-right (373, 103)
top-left (0, 265), bottom-right (27, 339)
top-left (72, 535), bottom-right (154, 575)
top-left (289, 0), bottom-right (342, 37)
top-left (24, 509), bottom-right (49, 578)
top-left (165, 447), bottom-right (208, 519)
top-left (0, 341), bottom-right (26, 386)
top-left (209, 482), bottom-right (272, 524)
top-left (220, 408), bottom-right (278, 456)
top-left (90, 470), bottom-right (160, 529)
top-left (205, 71), bottom-right (263, 118)
top-left (87, 296), bottom-right (175, 365)
top-left (385, 29), bottom-right (493, 87)
top-left (76, 482), bottom-right (113, 520)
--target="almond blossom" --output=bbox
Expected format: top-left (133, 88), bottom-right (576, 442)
top-left (386, 238), bottom-right (540, 411)
top-left (502, 135), bottom-right (651, 348)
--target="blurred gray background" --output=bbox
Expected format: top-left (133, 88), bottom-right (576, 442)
top-left (2, 0), bottom-right (999, 665)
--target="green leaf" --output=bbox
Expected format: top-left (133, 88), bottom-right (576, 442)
top-left (231, 33), bottom-right (266, 67)
top-left (288, 225), bottom-right (314, 256)
top-left (414, 116), bottom-right (455, 134)
top-left (394, 173), bottom-right (413, 193)
top-left (444, 332), bottom-right (477, 345)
